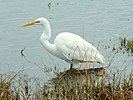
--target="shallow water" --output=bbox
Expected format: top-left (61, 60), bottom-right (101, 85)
top-left (0, 0), bottom-right (133, 81)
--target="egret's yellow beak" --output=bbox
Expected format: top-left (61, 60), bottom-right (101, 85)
top-left (21, 20), bottom-right (39, 27)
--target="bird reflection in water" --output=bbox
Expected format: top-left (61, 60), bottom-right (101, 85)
top-left (45, 67), bottom-right (105, 91)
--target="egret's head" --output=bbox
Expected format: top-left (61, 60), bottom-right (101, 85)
top-left (22, 18), bottom-right (49, 27)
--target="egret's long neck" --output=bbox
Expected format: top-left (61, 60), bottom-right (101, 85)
top-left (42, 22), bottom-right (51, 40)
top-left (40, 23), bottom-right (56, 55)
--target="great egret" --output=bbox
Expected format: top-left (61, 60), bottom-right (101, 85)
top-left (22, 18), bottom-right (105, 69)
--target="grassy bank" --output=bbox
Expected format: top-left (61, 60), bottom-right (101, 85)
top-left (0, 67), bottom-right (132, 100)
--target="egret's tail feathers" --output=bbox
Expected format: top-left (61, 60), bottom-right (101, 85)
top-left (97, 53), bottom-right (105, 64)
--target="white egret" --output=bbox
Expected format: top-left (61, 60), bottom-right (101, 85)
top-left (22, 18), bottom-right (105, 69)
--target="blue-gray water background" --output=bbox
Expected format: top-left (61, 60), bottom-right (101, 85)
top-left (0, 0), bottom-right (132, 81)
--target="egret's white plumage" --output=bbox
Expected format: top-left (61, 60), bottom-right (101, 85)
top-left (22, 18), bottom-right (105, 68)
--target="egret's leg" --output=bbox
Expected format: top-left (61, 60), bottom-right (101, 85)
top-left (70, 64), bottom-right (73, 69)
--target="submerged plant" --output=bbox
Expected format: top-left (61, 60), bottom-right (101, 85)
top-left (119, 36), bottom-right (133, 54)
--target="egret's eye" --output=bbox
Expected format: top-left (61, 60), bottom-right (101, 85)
top-left (36, 21), bottom-right (40, 23)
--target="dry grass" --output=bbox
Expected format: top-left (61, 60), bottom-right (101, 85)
top-left (0, 67), bottom-right (132, 100)
top-left (42, 68), bottom-right (132, 100)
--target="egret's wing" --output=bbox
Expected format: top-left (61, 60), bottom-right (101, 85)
top-left (55, 32), bottom-right (105, 63)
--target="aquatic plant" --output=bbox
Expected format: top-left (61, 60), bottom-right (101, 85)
top-left (119, 36), bottom-right (133, 54)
